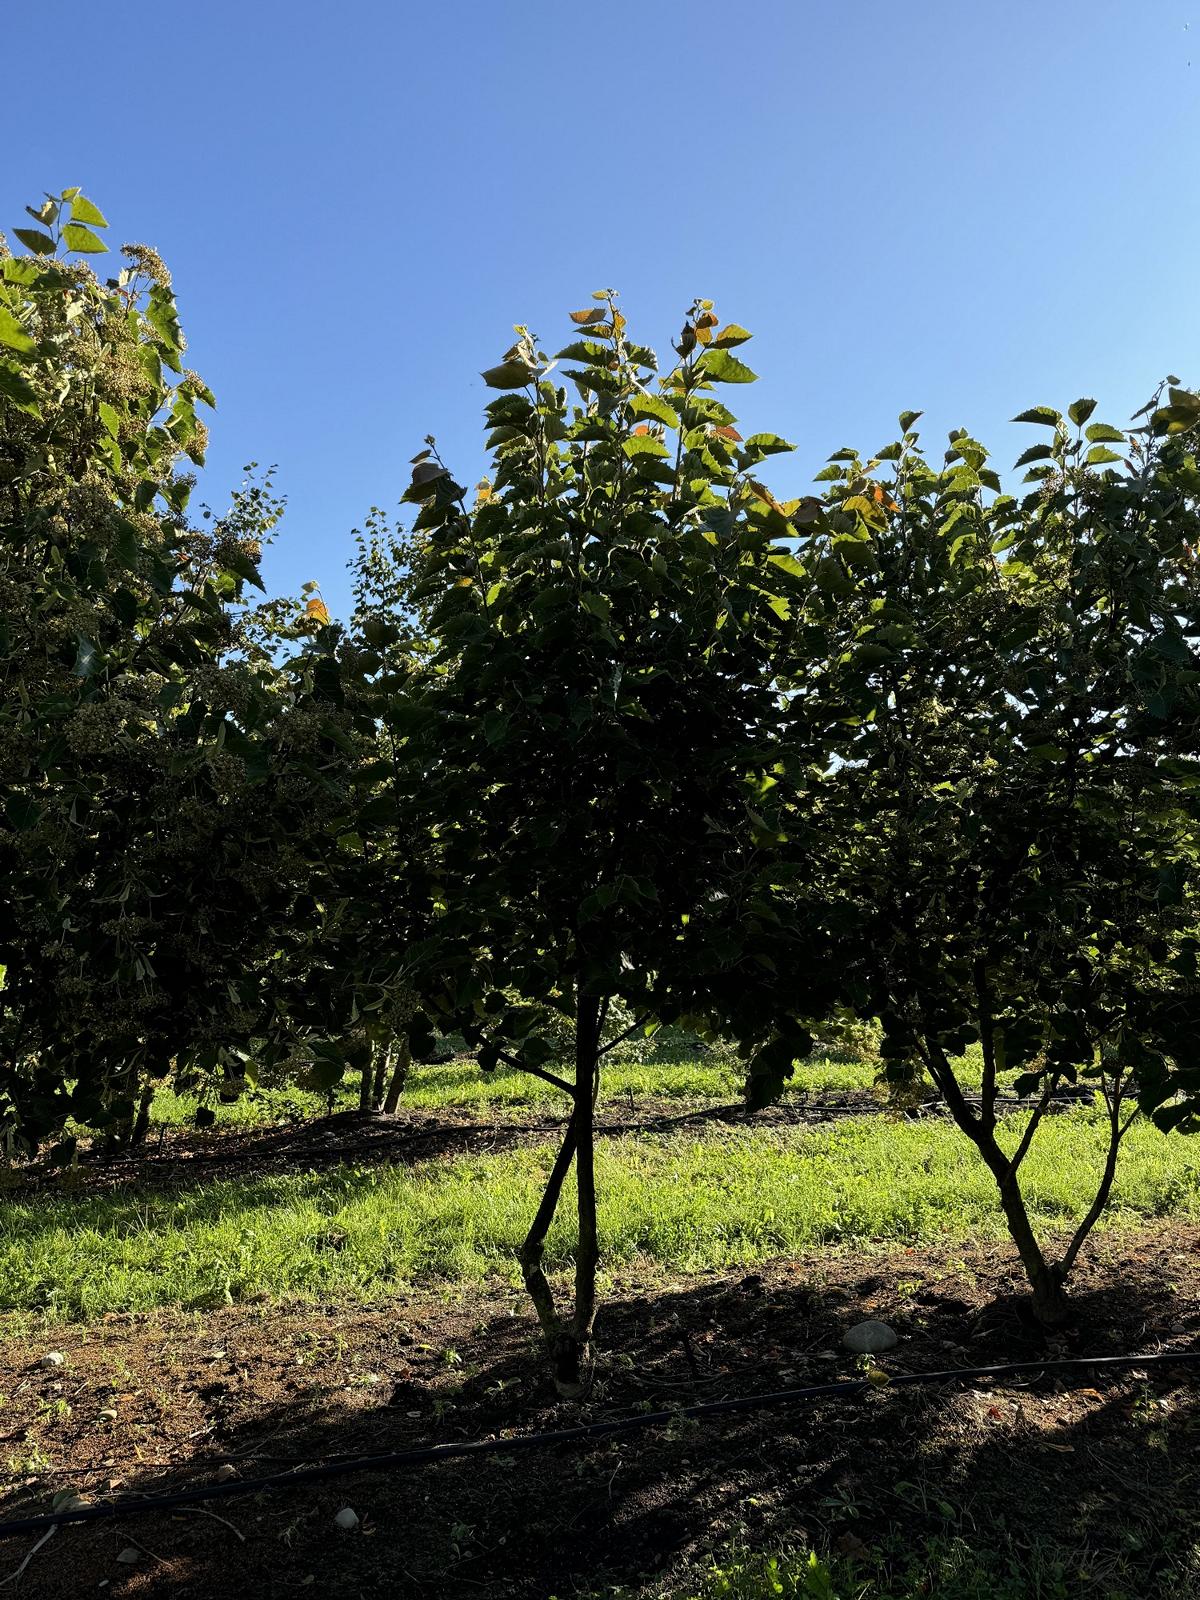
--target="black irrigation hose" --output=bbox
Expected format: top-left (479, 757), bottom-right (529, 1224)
top-left (0, 1348), bottom-right (1197, 1541)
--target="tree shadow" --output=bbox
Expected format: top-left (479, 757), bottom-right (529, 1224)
top-left (3, 1233), bottom-right (1197, 1597)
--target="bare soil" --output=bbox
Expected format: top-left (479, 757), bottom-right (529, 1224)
top-left (0, 1228), bottom-right (1197, 1598)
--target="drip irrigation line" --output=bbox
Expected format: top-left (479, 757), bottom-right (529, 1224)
top-left (0, 1348), bottom-right (1196, 1540)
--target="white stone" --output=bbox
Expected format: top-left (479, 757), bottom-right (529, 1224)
top-left (842, 1319), bottom-right (899, 1354)
top-left (39, 1352), bottom-right (65, 1369)
top-left (116, 1548), bottom-right (140, 1565)
top-left (334, 1507), bottom-right (359, 1531)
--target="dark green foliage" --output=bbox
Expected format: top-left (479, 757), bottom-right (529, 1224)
top-left (766, 394), bottom-right (1200, 1321)
top-left (0, 192), bottom-right (342, 1152)
top-left (380, 296), bottom-right (831, 1387)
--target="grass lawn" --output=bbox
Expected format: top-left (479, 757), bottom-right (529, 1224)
top-left (5, 1106), bottom-right (1197, 1319)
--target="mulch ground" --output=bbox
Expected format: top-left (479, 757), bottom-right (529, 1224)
top-left (0, 1227), bottom-right (1196, 1598)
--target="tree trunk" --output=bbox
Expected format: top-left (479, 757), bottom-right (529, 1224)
top-left (517, 1107), bottom-right (579, 1375)
top-left (130, 1082), bottom-right (155, 1148)
top-left (552, 993), bottom-right (603, 1399)
top-left (382, 1038), bottom-right (411, 1115)
top-left (927, 1039), bottom-right (1071, 1329)
top-left (358, 1059), bottom-right (373, 1113)
top-left (371, 1044), bottom-right (390, 1109)
top-left (995, 1169), bottom-right (1070, 1327)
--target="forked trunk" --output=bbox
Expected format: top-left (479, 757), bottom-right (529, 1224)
top-left (929, 1041), bottom-right (1073, 1330)
top-left (515, 992), bottom-right (605, 1399)
top-left (995, 1172), bottom-right (1070, 1327)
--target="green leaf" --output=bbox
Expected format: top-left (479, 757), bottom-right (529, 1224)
top-left (768, 552), bottom-right (807, 584)
top-left (67, 194), bottom-right (108, 228)
top-left (0, 360), bottom-right (39, 413)
top-left (1085, 445), bottom-right (1123, 465)
top-left (221, 546), bottom-right (267, 592)
top-left (623, 433), bottom-right (669, 458)
top-left (554, 340), bottom-right (612, 364)
top-left (712, 323), bottom-right (752, 348)
top-left (742, 433), bottom-right (795, 457)
top-left (98, 400), bottom-right (120, 438)
top-left (1012, 406), bottom-right (1062, 427)
top-left (481, 360), bottom-right (535, 389)
top-left (1085, 422), bottom-right (1125, 443)
top-left (698, 349), bottom-right (758, 384)
top-left (2, 259), bottom-right (40, 286)
top-left (899, 409), bottom-right (923, 432)
top-left (1014, 443), bottom-right (1055, 467)
top-left (13, 227), bottom-right (56, 256)
top-left (630, 392), bottom-right (679, 429)
top-left (61, 223), bottom-right (107, 254)
top-left (0, 306), bottom-right (35, 355)
top-left (1068, 397), bottom-right (1097, 426)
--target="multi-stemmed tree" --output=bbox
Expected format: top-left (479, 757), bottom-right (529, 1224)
top-left (390, 298), bottom-right (832, 1391)
top-left (774, 394), bottom-right (1200, 1325)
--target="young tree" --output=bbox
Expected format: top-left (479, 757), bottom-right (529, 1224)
top-left (393, 298), bottom-right (830, 1392)
top-left (774, 394), bottom-right (1200, 1326)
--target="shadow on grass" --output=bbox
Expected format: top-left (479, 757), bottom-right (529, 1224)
top-left (3, 1240), bottom-right (1198, 1598)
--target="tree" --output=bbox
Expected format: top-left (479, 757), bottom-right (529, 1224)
top-left (392, 297), bottom-right (830, 1392)
top-left (0, 189), bottom-right (343, 1154)
top-left (773, 393), bottom-right (1200, 1325)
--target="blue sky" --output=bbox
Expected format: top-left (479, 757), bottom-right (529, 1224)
top-left (10, 0), bottom-right (1200, 617)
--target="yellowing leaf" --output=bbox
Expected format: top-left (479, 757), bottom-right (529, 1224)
top-left (710, 425), bottom-right (743, 442)
top-left (305, 597), bottom-right (331, 626)
top-left (569, 308), bottom-right (606, 325)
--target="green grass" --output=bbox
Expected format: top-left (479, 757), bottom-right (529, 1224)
top-left (5, 1107), bottom-right (1197, 1319)
top-left (654, 1532), bottom-right (1199, 1600)
top-left (146, 1050), bottom-right (940, 1132)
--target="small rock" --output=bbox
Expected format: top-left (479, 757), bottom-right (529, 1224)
top-left (116, 1547), bottom-right (140, 1565)
top-left (842, 1320), bottom-right (899, 1355)
top-left (334, 1506), bottom-right (359, 1531)
top-left (98, 1408), bottom-right (118, 1421)
top-left (39, 1352), bottom-right (65, 1370)
top-left (215, 1463), bottom-right (238, 1483)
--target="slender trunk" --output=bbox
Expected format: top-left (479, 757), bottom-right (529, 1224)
top-left (382, 1037), bottom-right (411, 1115)
top-left (556, 993), bottom-right (602, 1398)
top-left (517, 1108), bottom-right (579, 1368)
top-left (371, 1044), bottom-right (390, 1110)
top-left (130, 1082), bottom-right (155, 1148)
top-left (1058, 1089), bottom-right (1136, 1282)
top-left (926, 1037), bottom-right (1070, 1328)
top-left (358, 1059), bottom-right (373, 1113)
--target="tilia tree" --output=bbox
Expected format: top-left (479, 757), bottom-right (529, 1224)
top-left (395, 297), bottom-right (829, 1392)
top-left (780, 394), bottom-right (1200, 1326)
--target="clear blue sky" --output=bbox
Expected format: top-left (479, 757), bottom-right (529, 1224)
top-left (10, 0), bottom-right (1200, 617)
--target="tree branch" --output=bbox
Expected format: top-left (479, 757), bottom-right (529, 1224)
top-left (596, 1012), bottom-right (653, 1060)
top-left (493, 1050), bottom-right (573, 1097)
top-left (1005, 1071), bottom-right (1061, 1181)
